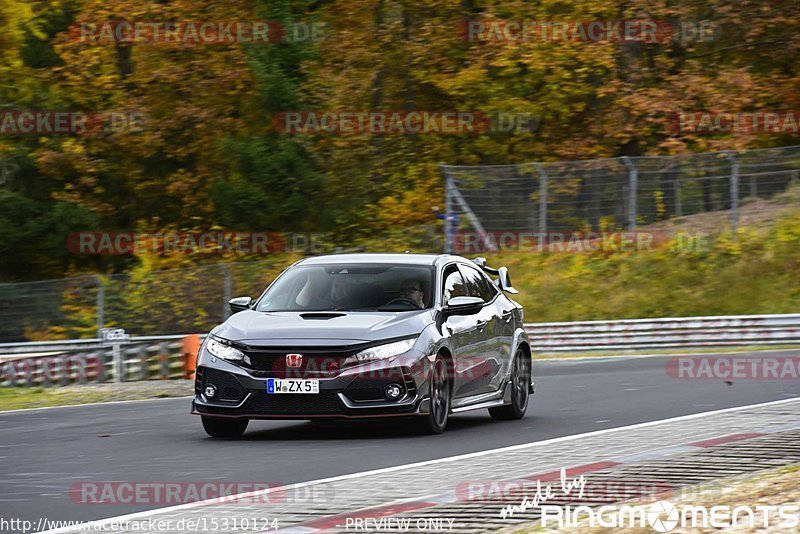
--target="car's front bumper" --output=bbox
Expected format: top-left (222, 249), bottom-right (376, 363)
top-left (191, 361), bottom-right (430, 420)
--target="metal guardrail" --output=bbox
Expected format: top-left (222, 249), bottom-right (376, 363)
top-left (0, 337), bottom-right (203, 387)
top-left (2, 314), bottom-right (800, 386)
top-left (525, 313), bottom-right (800, 352)
top-left (0, 334), bottom-right (199, 356)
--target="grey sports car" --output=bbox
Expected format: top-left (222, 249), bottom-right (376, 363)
top-left (192, 253), bottom-right (533, 437)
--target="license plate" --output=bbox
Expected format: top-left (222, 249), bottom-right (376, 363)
top-left (266, 378), bottom-right (319, 394)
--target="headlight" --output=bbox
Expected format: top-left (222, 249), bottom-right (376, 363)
top-left (206, 336), bottom-right (245, 362)
top-left (343, 338), bottom-right (416, 366)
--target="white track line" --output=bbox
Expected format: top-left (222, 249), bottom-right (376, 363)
top-left (534, 347), bottom-right (800, 362)
top-left (38, 395), bottom-right (800, 534)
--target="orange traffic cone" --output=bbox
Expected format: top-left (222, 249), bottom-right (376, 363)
top-left (182, 334), bottom-right (200, 380)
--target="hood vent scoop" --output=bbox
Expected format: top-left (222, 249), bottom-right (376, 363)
top-left (300, 312), bottom-right (347, 320)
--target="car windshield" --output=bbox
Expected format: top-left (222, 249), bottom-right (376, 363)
top-left (255, 263), bottom-right (435, 312)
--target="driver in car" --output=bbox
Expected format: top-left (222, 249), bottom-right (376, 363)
top-left (330, 276), bottom-right (351, 308)
top-left (399, 279), bottom-right (425, 308)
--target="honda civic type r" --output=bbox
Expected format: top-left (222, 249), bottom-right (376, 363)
top-left (192, 253), bottom-right (533, 437)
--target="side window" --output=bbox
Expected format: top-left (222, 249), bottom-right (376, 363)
top-left (442, 266), bottom-right (467, 302)
top-left (478, 271), bottom-right (500, 299)
top-left (459, 265), bottom-right (496, 303)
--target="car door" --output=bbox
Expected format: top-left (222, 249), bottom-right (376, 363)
top-left (478, 269), bottom-right (516, 390)
top-left (440, 264), bottom-right (483, 399)
top-left (457, 264), bottom-right (506, 395)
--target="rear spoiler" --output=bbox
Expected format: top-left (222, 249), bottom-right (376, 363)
top-left (472, 257), bottom-right (518, 294)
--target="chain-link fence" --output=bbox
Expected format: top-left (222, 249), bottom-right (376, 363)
top-left (3, 146), bottom-right (799, 342)
top-left (0, 223), bottom-right (445, 342)
top-left (0, 260), bottom-right (293, 342)
top-left (440, 145), bottom-right (800, 252)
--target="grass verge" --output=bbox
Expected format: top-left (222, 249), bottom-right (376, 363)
top-left (484, 208), bottom-right (800, 322)
top-left (0, 380), bottom-right (192, 411)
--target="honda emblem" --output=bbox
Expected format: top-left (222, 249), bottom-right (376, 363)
top-left (286, 353), bottom-right (303, 368)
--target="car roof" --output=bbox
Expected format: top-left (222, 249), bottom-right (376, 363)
top-left (297, 253), bottom-right (464, 267)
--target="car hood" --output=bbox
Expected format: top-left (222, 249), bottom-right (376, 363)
top-left (211, 309), bottom-right (434, 346)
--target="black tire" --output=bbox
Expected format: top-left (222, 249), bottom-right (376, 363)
top-left (416, 354), bottom-right (451, 435)
top-left (489, 347), bottom-right (531, 421)
top-left (201, 416), bottom-right (249, 438)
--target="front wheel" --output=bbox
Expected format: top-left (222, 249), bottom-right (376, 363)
top-left (201, 416), bottom-right (248, 438)
top-left (489, 348), bottom-right (531, 421)
top-left (416, 354), bottom-right (451, 435)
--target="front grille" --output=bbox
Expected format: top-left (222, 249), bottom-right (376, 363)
top-left (242, 391), bottom-right (343, 415)
top-left (242, 346), bottom-right (362, 378)
top-left (201, 367), bottom-right (246, 402)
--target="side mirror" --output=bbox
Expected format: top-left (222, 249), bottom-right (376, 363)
top-left (228, 296), bottom-right (252, 314)
top-left (443, 296), bottom-right (484, 317)
top-left (496, 267), bottom-right (518, 294)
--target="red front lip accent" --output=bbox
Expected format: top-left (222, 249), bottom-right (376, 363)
top-left (192, 411), bottom-right (424, 419)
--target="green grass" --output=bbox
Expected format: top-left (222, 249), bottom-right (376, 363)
top-left (484, 210), bottom-right (800, 322)
top-left (0, 383), bottom-right (190, 411)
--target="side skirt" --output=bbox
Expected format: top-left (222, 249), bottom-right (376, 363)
top-left (450, 383), bottom-right (509, 413)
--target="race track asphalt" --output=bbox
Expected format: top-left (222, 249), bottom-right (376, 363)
top-left (2, 350), bottom-right (799, 528)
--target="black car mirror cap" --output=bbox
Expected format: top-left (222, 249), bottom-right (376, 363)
top-left (496, 267), bottom-right (519, 294)
top-left (443, 296), bottom-right (484, 317)
top-left (473, 258), bottom-right (518, 294)
top-left (228, 296), bottom-right (252, 313)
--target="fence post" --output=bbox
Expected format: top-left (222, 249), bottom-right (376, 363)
top-left (59, 356), bottom-right (69, 386)
top-left (73, 355), bottom-right (87, 385)
top-left (673, 180), bottom-right (682, 217)
top-left (159, 342), bottom-right (170, 379)
top-left (220, 263), bottom-right (232, 322)
top-left (95, 275), bottom-right (104, 336)
top-left (41, 358), bottom-right (51, 387)
top-left (96, 351), bottom-right (107, 383)
top-left (535, 163), bottom-right (548, 251)
top-left (443, 172), bottom-right (454, 254)
top-left (24, 359), bottom-right (33, 387)
top-left (725, 151), bottom-right (740, 230)
top-left (3, 361), bottom-right (16, 387)
top-left (112, 343), bottom-right (124, 382)
top-left (621, 156), bottom-right (638, 231)
top-left (138, 345), bottom-right (149, 381)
